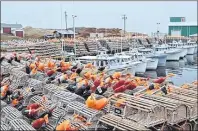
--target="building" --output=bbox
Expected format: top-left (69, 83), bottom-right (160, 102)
top-left (90, 33), bottom-right (104, 38)
top-left (168, 17), bottom-right (197, 37)
top-left (53, 30), bottom-right (76, 38)
top-left (1, 23), bottom-right (24, 37)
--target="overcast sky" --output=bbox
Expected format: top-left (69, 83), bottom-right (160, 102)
top-left (1, 1), bottom-right (197, 34)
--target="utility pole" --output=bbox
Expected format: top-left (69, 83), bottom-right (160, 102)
top-left (121, 14), bottom-right (127, 53)
top-left (72, 15), bottom-right (77, 58)
top-left (64, 11), bottom-right (68, 30)
top-left (122, 15), bottom-right (127, 37)
top-left (157, 22), bottom-right (160, 42)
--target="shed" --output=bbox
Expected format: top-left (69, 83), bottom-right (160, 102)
top-left (53, 30), bottom-right (77, 38)
top-left (11, 29), bottom-right (24, 38)
top-left (1, 23), bottom-right (23, 34)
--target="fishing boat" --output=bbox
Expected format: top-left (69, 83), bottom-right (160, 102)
top-left (137, 48), bottom-right (159, 70)
top-left (124, 49), bottom-right (147, 74)
top-left (77, 51), bottom-right (137, 75)
top-left (186, 40), bottom-right (196, 55)
top-left (154, 44), bottom-right (182, 61)
top-left (167, 40), bottom-right (188, 58)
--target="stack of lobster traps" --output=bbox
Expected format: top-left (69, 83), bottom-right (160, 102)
top-left (106, 93), bottom-right (166, 129)
top-left (132, 83), bottom-right (198, 130)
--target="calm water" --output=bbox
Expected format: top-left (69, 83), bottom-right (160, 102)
top-left (142, 54), bottom-right (197, 86)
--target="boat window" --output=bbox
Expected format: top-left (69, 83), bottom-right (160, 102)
top-left (105, 61), bottom-right (108, 66)
top-left (96, 61), bottom-right (99, 66)
top-left (101, 61), bottom-right (104, 66)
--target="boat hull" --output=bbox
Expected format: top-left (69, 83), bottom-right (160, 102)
top-left (166, 52), bottom-right (180, 61)
top-left (156, 54), bottom-right (167, 67)
top-left (186, 55), bottom-right (194, 63)
top-left (187, 47), bottom-right (195, 55)
top-left (122, 66), bottom-right (136, 76)
top-left (135, 61), bottom-right (147, 73)
top-left (194, 46), bottom-right (198, 54)
top-left (178, 48), bottom-right (188, 58)
top-left (146, 58), bottom-right (159, 70)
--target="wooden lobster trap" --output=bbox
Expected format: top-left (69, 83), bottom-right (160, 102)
top-left (162, 93), bottom-right (198, 121)
top-left (108, 93), bottom-right (166, 128)
top-left (24, 78), bottom-right (44, 92)
top-left (1, 121), bottom-right (10, 130)
top-left (42, 84), bottom-right (60, 99)
top-left (9, 119), bottom-right (36, 131)
top-left (65, 101), bottom-right (103, 130)
top-left (9, 70), bottom-right (29, 89)
top-left (168, 85), bottom-right (197, 99)
top-left (96, 113), bottom-right (150, 131)
top-left (45, 106), bottom-right (67, 129)
top-left (31, 71), bottom-right (47, 81)
top-left (1, 100), bottom-right (7, 110)
top-left (29, 95), bottom-right (54, 109)
top-left (1, 61), bottom-right (12, 74)
top-left (67, 101), bottom-right (103, 123)
top-left (141, 94), bottom-right (189, 125)
top-left (51, 91), bottom-right (85, 107)
top-left (181, 83), bottom-right (197, 91)
top-left (11, 60), bottom-right (24, 67)
top-left (1, 106), bottom-right (23, 124)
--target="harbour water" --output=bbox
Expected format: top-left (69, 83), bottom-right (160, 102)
top-left (142, 54), bottom-right (197, 86)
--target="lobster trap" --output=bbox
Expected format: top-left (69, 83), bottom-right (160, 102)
top-left (42, 84), bottom-right (60, 99)
top-left (108, 93), bottom-right (166, 128)
top-left (9, 119), bottom-right (36, 130)
top-left (9, 70), bottom-right (29, 89)
top-left (168, 85), bottom-right (197, 99)
top-left (163, 93), bottom-right (197, 121)
top-left (141, 94), bottom-right (189, 125)
top-left (1, 106), bottom-right (23, 124)
top-left (1, 61), bottom-right (12, 75)
top-left (67, 101), bottom-right (103, 123)
top-left (29, 95), bottom-right (54, 109)
top-left (96, 113), bottom-right (150, 131)
top-left (31, 71), bottom-right (46, 81)
top-left (1, 122), bottom-right (10, 130)
top-left (181, 83), bottom-right (197, 91)
top-left (25, 78), bottom-right (43, 92)
top-left (1, 100), bottom-right (7, 110)
top-left (51, 91), bottom-right (85, 107)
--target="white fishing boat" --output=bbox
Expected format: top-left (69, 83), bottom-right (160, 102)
top-left (154, 44), bottom-right (182, 61)
top-left (124, 49), bottom-right (147, 74)
top-left (77, 51), bottom-right (137, 75)
top-left (186, 40), bottom-right (195, 55)
top-left (168, 40), bottom-right (188, 58)
top-left (137, 48), bottom-right (159, 70)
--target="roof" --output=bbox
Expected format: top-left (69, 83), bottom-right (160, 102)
top-left (1, 23), bottom-right (23, 28)
top-left (54, 30), bottom-right (77, 35)
top-left (168, 22), bottom-right (197, 26)
top-left (189, 33), bottom-right (198, 37)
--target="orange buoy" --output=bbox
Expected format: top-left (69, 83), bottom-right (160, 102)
top-left (94, 98), bottom-right (108, 110)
